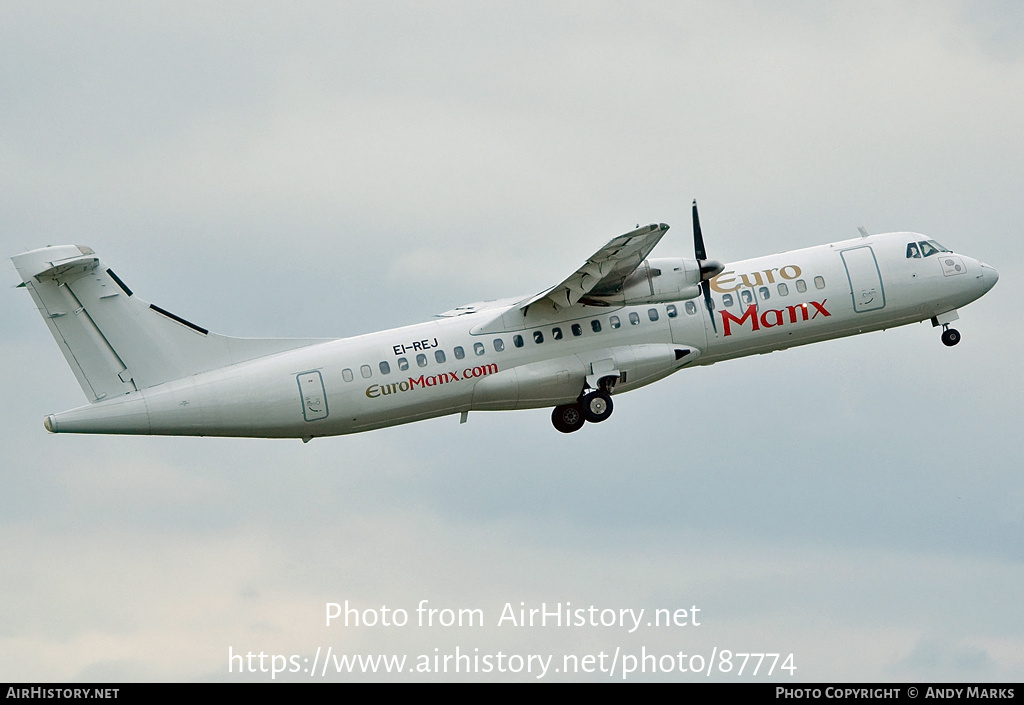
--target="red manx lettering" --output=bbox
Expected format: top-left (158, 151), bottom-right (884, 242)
top-left (721, 301), bottom-right (830, 337)
top-left (721, 305), bottom-right (759, 336)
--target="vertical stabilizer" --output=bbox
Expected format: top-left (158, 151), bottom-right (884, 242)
top-left (13, 245), bottom-right (327, 403)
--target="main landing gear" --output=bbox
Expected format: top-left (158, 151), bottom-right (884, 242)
top-left (551, 380), bottom-right (615, 433)
top-left (941, 326), bottom-right (961, 347)
top-left (551, 403), bottom-right (585, 433)
top-left (581, 389), bottom-right (613, 423)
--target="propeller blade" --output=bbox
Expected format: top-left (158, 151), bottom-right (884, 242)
top-left (703, 281), bottom-right (717, 334)
top-left (692, 199), bottom-right (707, 261)
top-left (693, 199), bottom-right (718, 333)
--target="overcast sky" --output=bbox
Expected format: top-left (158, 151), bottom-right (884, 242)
top-left (2, 1), bottom-right (1022, 682)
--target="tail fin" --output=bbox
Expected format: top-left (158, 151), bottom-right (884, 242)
top-left (13, 245), bottom-right (326, 402)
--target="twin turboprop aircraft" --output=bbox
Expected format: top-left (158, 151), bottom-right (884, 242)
top-left (13, 203), bottom-right (998, 439)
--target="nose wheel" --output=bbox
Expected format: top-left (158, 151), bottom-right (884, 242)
top-left (941, 326), bottom-right (961, 347)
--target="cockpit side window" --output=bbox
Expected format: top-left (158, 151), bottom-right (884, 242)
top-left (907, 242), bottom-right (921, 258)
top-left (919, 241), bottom-right (939, 258)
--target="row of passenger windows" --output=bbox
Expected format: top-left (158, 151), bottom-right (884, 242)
top-left (339, 306), bottom-right (669, 383)
top-left (717, 276), bottom-right (826, 308)
top-left (339, 278), bottom-right (827, 382)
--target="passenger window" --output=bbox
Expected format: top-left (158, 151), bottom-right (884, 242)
top-left (814, 276), bottom-right (825, 289)
top-left (740, 290), bottom-right (753, 304)
top-left (416, 354), bottom-right (427, 367)
top-left (494, 338), bottom-right (505, 352)
top-left (907, 242), bottom-right (921, 258)
top-left (398, 357), bottom-right (409, 371)
top-left (685, 301), bottom-right (697, 315)
top-left (777, 283), bottom-right (789, 296)
top-left (629, 312), bottom-right (640, 325)
top-left (552, 327), bottom-right (563, 340)
top-left (571, 324), bottom-right (582, 337)
top-left (759, 287), bottom-right (770, 300)
top-left (723, 293), bottom-right (734, 306)
top-left (513, 334), bottom-right (524, 348)
top-left (342, 368), bottom-right (354, 382)
top-left (648, 308), bottom-right (659, 322)
top-left (796, 280), bottom-right (807, 293)
top-left (609, 315), bottom-right (621, 329)
top-left (379, 361), bottom-right (390, 375)
top-left (474, 342), bottom-right (485, 356)
top-left (360, 365), bottom-right (372, 379)
top-left (435, 349), bottom-right (446, 363)
top-left (533, 331), bottom-right (544, 344)
top-left (454, 346), bottom-right (465, 360)
top-left (667, 304), bottom-right (677, 318)
top-left (591, 320), bottom-right (602, 333)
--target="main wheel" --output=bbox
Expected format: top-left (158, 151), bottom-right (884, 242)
top-left (941, 328), bottom-right (961, 347)
top-left (580, 390), bottom-right (613, 423)
top-left (551, 404), bottom-right (585, 433)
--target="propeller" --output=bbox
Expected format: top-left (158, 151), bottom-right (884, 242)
top-left (692, 200), bottom-right (724, 332)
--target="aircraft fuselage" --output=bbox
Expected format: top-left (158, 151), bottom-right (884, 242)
top-left (20, 229), bottom-right (997, 439)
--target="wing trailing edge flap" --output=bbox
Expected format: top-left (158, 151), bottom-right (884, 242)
top-left (521, 223), bottom-right (668, 313)
top-left (472, 223), bottom-right (669, 334)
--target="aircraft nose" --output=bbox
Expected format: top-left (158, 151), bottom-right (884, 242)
top-left (979, 261), bottom-right (999, 293)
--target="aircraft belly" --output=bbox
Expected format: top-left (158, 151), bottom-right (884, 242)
top-left (471, 357), bottom-right (586, 411)
top-left (613, 344), bottom-right (698, 391)
top-left (468, 345), bottom-right (699, 411)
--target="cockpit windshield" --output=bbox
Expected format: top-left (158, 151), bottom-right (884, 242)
top-left (920, 240), bottom-right (951, 257)
top-left (907, 240), bottom-right (952, 258)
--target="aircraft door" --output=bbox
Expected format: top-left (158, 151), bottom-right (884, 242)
top-left (669, 299), bottom-right (709, 350)
top-left (297, 370), bottom-right (329, 422)
top-left (841, 246), bottom-right (886, 313)
top-left (698, 288), bottom-right (752, 342)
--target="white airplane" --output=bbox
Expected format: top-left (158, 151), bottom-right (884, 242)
top-left (13, 202), bottom-right (998, 440)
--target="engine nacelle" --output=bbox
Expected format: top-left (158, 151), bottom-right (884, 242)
top-left (586, 257), bottom-right (703, 306)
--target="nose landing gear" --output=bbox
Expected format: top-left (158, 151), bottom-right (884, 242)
top-left (932, 311), bottom-right (961, 347)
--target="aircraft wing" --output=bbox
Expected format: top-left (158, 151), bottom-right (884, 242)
top-left (519, 223), bottom-right (669, 312)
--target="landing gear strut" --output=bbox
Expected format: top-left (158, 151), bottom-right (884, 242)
top-left (941, 326), bottom-right (961, 347)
